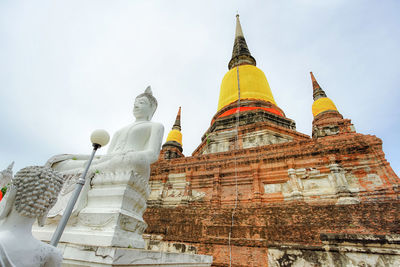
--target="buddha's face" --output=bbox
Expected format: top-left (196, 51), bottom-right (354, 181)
top-left (133, 96), bottom-right (153, 120)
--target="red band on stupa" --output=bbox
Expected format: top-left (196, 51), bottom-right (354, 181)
top-left (218, 106), bottom-right (283, 118)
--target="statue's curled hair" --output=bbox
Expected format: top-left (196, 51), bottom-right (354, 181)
top-left (13, 166), bottom-right (64, 218)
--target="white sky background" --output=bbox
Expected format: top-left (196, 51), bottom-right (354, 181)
top-left (0, 0), bottom-right (399, 175)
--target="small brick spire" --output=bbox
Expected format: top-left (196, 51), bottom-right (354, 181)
top-left (164, 107), bottom-right (183, 149)
top-left (310, 72), bottom-right (327, 101)
top-left (228, 14), bottom-right (256, 70)
top-left (162, 107), bottom-right (184, 159)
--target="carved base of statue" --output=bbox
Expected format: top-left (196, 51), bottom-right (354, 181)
top-left (33, 170), bottom-right (149, 248)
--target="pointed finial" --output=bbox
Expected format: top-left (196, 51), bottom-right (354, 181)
top-left (235, 14), bottom-right (244, 37)
top-left (228, 15), bottom-right (256, 70)
top-left (172, 107), bottom-right (181, 131)
top-left (310, 72), bottom-right (327, 101)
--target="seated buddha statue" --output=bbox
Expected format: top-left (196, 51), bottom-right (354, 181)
top-left (45, 86), bottom-right (164, 217)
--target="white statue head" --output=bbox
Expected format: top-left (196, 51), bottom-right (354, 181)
top-left (134, 86), bottom-right (158, 121)
top-left (0, 166), bottom-right (64, 226)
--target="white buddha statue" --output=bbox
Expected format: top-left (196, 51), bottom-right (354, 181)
top-left (0, 166), bottom-right (64, 267)
top-left (45, 86), bottom-right (164, 220)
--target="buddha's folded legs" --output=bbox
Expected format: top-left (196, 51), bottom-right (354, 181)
top-left (51, 154), bottom-right (113, 174)
top-left (52, 158), bottom-right (87, 172)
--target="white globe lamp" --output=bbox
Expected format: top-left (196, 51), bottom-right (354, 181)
top-left (90, 129), bottom-right (110, 148)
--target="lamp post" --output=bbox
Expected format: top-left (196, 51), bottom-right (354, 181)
top-left (50, 129), bottom-right (110, 247)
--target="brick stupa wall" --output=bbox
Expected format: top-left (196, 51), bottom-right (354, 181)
top-left (144, 130), bottom-right (400, 266)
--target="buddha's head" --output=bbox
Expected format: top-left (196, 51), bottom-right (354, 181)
top-left (134, 86), bottom-right (158, 121)
top-left (0, 166), bottom-right (64, 226)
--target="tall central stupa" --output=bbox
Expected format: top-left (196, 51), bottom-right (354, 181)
top-left (193, 15), bottom-right (306, 156)
top-left (218, 15), bottom-right (280, 116)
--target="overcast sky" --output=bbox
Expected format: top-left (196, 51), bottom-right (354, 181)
top-left (1, 0), bottom-right (399, 176)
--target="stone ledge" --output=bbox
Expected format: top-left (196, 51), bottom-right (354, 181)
top-left (320, 233), bottom-right (400, 246)
top-left (59, 243), bottom-right (212, 267)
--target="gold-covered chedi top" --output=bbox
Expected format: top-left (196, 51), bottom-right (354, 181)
top-left (161, 106), bottom-right (184, 160)
top-left (165, 107), bottom-right (182, 145)
top-left (217, 15), bottom-right (282, 118)
top-left (310, 72), bottom-right (338, 117)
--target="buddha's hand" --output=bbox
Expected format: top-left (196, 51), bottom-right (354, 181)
top-left (89, 152), bottom-right (148, 173)
top-left (88, 154), bottom-right (114, 173)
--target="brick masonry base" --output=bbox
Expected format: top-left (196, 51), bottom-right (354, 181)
top-left (144, 200), bottom-right (400, 266)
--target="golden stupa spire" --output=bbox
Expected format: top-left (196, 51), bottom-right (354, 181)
top-left (217, 15), bottom-right (277, 112)
top-left (228, 14), bottom-right (256, 70)
top-left (310, 72), bottom-right (339, 117)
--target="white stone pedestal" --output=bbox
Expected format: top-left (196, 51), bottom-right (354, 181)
top-left (59, 243), bottom-right (212, 267)
top-left (33, 171), bottom-right (149, 248)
